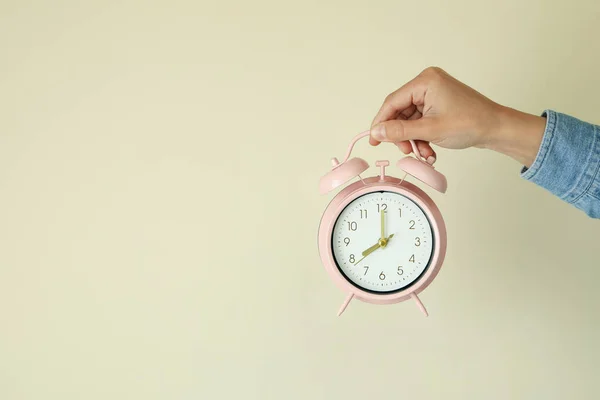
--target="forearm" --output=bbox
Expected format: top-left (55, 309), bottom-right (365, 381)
top-left (484, 106), bottom-right (547, 169)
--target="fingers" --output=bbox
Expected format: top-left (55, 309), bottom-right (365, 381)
top-left (395, 140), bottom-right (435, 160)
top-left (415, 140), bottom-right (436, 161)
top-left (389, 108), bottom-right (425, 154)
top-left (369, 68), bottom-right (446, 161)
top-left (395, 142), bottom-right (412, 154)
top-left (407, 108), bottom-right (422, 121)
top-left (371, 77), bottom-right (427, 128)
top-left (371, 118), bottom-right (439, 143)
top-left (399, 104), bottom-right (418, 121)
top-left (369, 104), bottom-right (419, 147)
top-left (369, 135), bottom-right (381, 146)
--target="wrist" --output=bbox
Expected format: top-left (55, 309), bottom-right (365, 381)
top-left (482, 105), bottom-right (546, 168)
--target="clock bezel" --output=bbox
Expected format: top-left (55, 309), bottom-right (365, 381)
top-left (318, 175), bottom-right (447, 305)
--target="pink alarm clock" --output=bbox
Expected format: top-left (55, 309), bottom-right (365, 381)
top-left (317, 130), bottom-right (448, 316)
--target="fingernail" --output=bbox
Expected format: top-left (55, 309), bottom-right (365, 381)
top-left (371, 124), bottom-right (387, 141)
top-left (426, 156), bottom-right (436, 165)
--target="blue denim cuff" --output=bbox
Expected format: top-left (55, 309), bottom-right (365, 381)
top-left (520, 109), bottom-right (600, 217)
top-left (520, 110), bottom-right (557, 184)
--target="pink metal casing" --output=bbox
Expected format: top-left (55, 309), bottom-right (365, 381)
top-left (317, 176), bottom-right (447, 315)
top-left (319, 157), bottom-right (369, 195)
top-left (397, 157), bottom-right (448, 193)
top-left (317, 131), bottom-right (448, 316)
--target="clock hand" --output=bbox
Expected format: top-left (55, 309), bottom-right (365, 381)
top-left (361, 242), bottom-right (381, 257)
top-left (353, 254), bottom-right (370, 266)
top-left (380, 233), bottom-right (394, 249)
top-left (354, 241), bottom-right (380, 266)
top-left (358, 210), bottom-right (387, 265)
top-left (380, 208), bottom-right (385, 241)
top-left (355, 233), bottom-right (396, 266)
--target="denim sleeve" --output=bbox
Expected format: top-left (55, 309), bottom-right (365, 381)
top-left (520, 110), bottom-right (600, 218)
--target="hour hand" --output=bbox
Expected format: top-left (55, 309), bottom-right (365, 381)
top-left (354, 242), bottom-right (381, 266)
top-left (361, 233), bottom-right (395, 257)
top-left (361, 242), bottom-right (381, 257)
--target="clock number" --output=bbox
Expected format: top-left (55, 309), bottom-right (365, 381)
top-left (379, 272), bottom-right (386, 280)
top-left (415, 237), bottom-right (421, 246)
top-left (363, 266), bottom-right (369, 275)
top-left (398, 208), bottom-right (402, 218)
top-left (377, 203), bottom-right (387, 212)
top-left (409, 220), bottom-right (415, 229)
top-left (348, 221), bottom-right (357, 231)
top-left (397, 266), bottom-right (404, 275)
top-left (409, 254), bottom-right (415, 263)
top-left (349, 254), bottom-right (355, 263)
top-left (360, 209), bottom-right (368, 219)
top-left (344, 237), bottom-right (350, 246)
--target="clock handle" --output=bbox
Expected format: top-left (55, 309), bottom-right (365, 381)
top-left (337, 293), bottom-right (354, 316)
top-left (410, 293), bottom-right (429, 317)
top-left (338, 131), bottom-right (426, 165)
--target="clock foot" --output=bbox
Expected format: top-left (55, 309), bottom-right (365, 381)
top-left (337, 293), bottom-right (354, 316)
top-left (410, 293), bottom-right (428, 317)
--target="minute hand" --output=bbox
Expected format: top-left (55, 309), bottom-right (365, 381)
top-left (380, 209), bottom-right (385, 241)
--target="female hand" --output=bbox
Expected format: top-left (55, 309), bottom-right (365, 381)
top-left (369, 67), bottom-right (546, 168)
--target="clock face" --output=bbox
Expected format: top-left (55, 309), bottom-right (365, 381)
top-left (332, 191), bottom-right (434, 293)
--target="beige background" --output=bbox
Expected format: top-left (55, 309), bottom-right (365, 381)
top-left (1, 0), bottom-right (599, 399)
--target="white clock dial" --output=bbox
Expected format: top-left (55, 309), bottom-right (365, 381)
top-left (332, 191), bottom-right (434, 293)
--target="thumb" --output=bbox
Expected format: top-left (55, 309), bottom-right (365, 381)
top-left (370, 118), bottom-right (440, 143)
